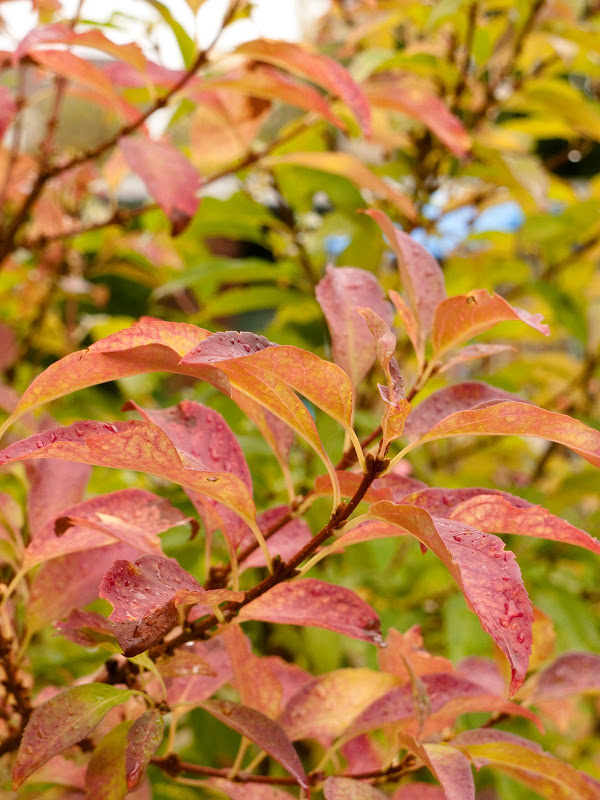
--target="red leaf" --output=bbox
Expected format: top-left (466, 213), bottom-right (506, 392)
top-left (0, 318), bottom-right (210, 430)
top-left (222, 626), bottom-right (282, 718)
top-left (30, 49), bottom-right (118, 99)
top-left (238, 578), bottom-right (383, 645)
top-left (432, 289), bottom-right (550, 357)
top-left (403, 382), bottom-right (526, 440)
top-left (315, 266), bottom-right (394, 388)
top-left (405, 401), bottom-right (600, 469)
top-left (54, 610), bottom-right (116, 648)
top-left (365, 76), bottom-right (471, 157)
top-left (314, 471), bottom-right (426, 503)
top-left (119, 137), bottom-right (201, 231)
top-left (25, 455), bottom-right (91, 537)
top-left (358, 306), bottom-right (411, 447)
top-left (378, 626), bottom-right (453, 682)
top-left (324, 776), bottom-right (388, 800)
top-left (397, 733), bottom-right (474, 800)
top-left (13, 684), bottom-right (134, 788)
top-left (125, 711), bottom-right (164, 790)
top-left (0, 420), bottom-right (258, 530)
top-left (239, 506), bottom-right (312, 570)
top-left (362, 209), bottom-right (446, 353)
top-left (261, 656), bottom-right (313, 710)
top-left (236, 39), bottom-right (371, 135)
top-left (165, 636), bottom-right (232, 708)
top-left (206, 64), bottom-right (348, 131)
top-left (0, 86), bottom-right (17, 138)
top-left (389, 290), bottom-right (420, 359)
top-left (449, 493), bottom-right (600, 556)
top-left (530, 652), bottom-right (600, 701)
top-left (201, 699), bottom-right (308, 790)
top-left (346, 503), bottom-right (533, 694)
top-left (25, 488), bottom-right (190, 570)
top-left (278, 668), bottom-right (397, 742)
top-left (391, 785), bottom-right (446, 799)
top-left (210, 777), bottom-right (294, 800)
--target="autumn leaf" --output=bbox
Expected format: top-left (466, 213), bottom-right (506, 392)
top-left (324, 776), bottom-right (388, 800)
top-left (396, 732), bottom-right (474, 800)
top-left (85, 719), bottom-right (132, 800)
top-left (222, 626), bottom-right (282, 718)
top-left (13, 685), bottom-right (134, 788)
top-left (125, 711), bottom-right (164, 790)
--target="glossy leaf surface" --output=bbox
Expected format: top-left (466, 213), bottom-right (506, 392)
top-left (125, 711), bottom-right (164, 790)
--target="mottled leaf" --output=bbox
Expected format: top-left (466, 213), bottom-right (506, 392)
top-left (85, 719), bottom-right (132, 800)
top-left (125, 711), bottom-right (164, 790)
top-left (363, 209), bottom-right (446, 352)
top-left (165, 637), bottom-right (232, 709)
top-left (13, 684), bottom-right (134, 788)
top-left (452, 730), bottom-right (597, 800)
top-left (54, 610), bottom-right (117, 648)
top-left (348, 503), bottom-right (533, 694)
top-left (236, 39), bottom-right (371, 135)
top-left (365, 76), bottom-right (471, 157)
top-left (201, 699), bottom-right (308, 789)
top-left (397, 733), bottom-right (474, 800)
top-left (119, 137), bottom-right (201, 232)
top-left (238, 578), bottom-right (383, 645)
top-left (279, 668), bottom-right (397, 742)
top-left (315, 266), bottom-right (394, 388)
top-left (449, 493), bottom-right (600, 556)
top-left (269, 152), bottom-right (416, 220)
top-left (405, 401), bottom-right (600, 469)
top-left (324, 776), bottom-right (388, 800)
top-left (403, 382), bottom-right (525, 440)
top-left (432, 289), bottom-right (549, 357)
top-left (222, 626), bottom-right (282, 718)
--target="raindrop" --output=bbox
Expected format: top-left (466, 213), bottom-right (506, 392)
top-left (453, 534), bottom-right (462, 542)
top-left (75, 428), bottom-right (85, 437)
top-left (36, 440), bottom-right (44, 448)
top-left (517, 631), bottom-right (525, 644)
top-left (49, 432), bottom-right (57, 442)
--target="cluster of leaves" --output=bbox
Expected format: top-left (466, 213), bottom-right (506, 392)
top-left (0, 0), bottom-right (600, 799)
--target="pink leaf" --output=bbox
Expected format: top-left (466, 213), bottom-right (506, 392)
top-left (25, 455), bottom-right (91, 538)
top-left (348, 503), bottom-right (533, 694)
top-left (54, 610), bottom-right (116, 648)
top-left (407, 401), bottom-right (600, 469)
top-left (378, 626), bottom-right (453, 681)
top-left (530, 652), bottom-right (600, 701)
top-left (29, 49), bottom-right (116, 98)
top-left (125, 711), bottom-right (164, 790)
top-left (165, 636), bottom-right (232, 707)
top-left (397, 733), bottom-right (474, 800)
top-left (449, 493), bottom-right (600, 556)
top-left (324, 776), bottom-right (388, 800)
top-left (358, 306), bottom-right (411, 447)
top-left (236, 39), bottom-right (371, 136)
top-left (261, 656), bottom-right (313, 710)
top-left (362, 209), bottom-right (446, 353)
top-left (13, 684), bottom-right (134, 788)
top-left (222, 626), bottom-right (282, 718)
top-left (201, 699), bottom-right (308, 790)
top-left (278, 668), bottom-right (397, 742)
top-left (456, 656), bottom-right (507, 697)
top-left (315, 266), bottom-right (394, 388)
top-left (365, 75), bottom-right (471, 157)
top-left (119, 137), bottom-right (201, 232)
top-left (0, 86), bottom-right (17, 138)
top-left (438, 344), bottom-right (517, 374)
top-left (314, 471), bottom-right (426, 503)
top-left (432, 289), bottom-right (549, 357)
top-left (391, 785), bottom-right (446, 799)
top-left (209, 777), bottom-right (295, 800)
top-left (403, 382), bottom-right (526, 440)
top-left (238, 578), bottom-right (383, 645)
top-left (239, 506), bottom-right (312, 570)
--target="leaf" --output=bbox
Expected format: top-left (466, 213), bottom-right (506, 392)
top-left (391, 785), bottom-right (446, 799)
top-left (222, 626), bottom-right (282, 718)
top-left (238, 578), bottom-right (383, 645)
top-left (25, 455), bottom-right (91, 537)
top-left (358, 306), bottom-right (411, 447)
top-left (438, 344), bottom-right (517, 374)
top-left (365, 76), bottom-right (471, 157)
top-left (99, 554), bottom-right (202, 655)
top-left (119, 137), bottom-right (201, 233)
top-left (165, 636), bottom-right (232, 708)
top-left (209, 777), bottom-right (294, 800)
top-left (236, 39), bottom-right (371, 135)
top-left (315, 266), bottom-right (395, 388)
top-left (349, 503), bottom-right (533, 694)
top-left (201, 699), bottom-right (308, 790)
top-left (530, 652), bottom-right (600, 701)
top-left (123, 399), bottom-right (252, 551)
top-left (404, 401), bottom-right (600, 469)
top-left (29, 49), bottom-right (118, 99)
top-left (278, 668), bottom-right (398, 741)
top-left (313, 471), bottom-right (426, 503)
top-left (396, 733), bottom-right (474, 800)
top-left (451, 730), bottom-right (598, 800)
top-left (403, 382), bottom-right (526, 440)
top-left (85, 719), bottom-right (132, 800)
top-left (324, 776), bottom-right (388, 800)
top-left (0, 318), bottom-right (210, 432)
top-left (0, 420), bottom-right (258, 530)
top-left (268, 153), bottom-right (417, 220)
top-left (0, 86), bottom-right (17, 138)
top-left (379, 626), bottom-right (453, 681)
top-left (144, 0), bottom-right (195, 67)
top-left (389, 290), bottom-right (420, 359)
top-left (206, 65), bottom-right (348, 131)
top-left (54, 610), bottom-right (117, 648)
top-left (432, 289), bottom-right (550, 357)
top-left (125, 711), bottom-right (164, 790)
top-left (13, 684), bottom-right (134, 788)
top-left (362, 209), bottom-right (446, 353)
top-left (449, 493), bottom-right (600, 556)
top-left (239, 506), bottom-right (312, 570)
